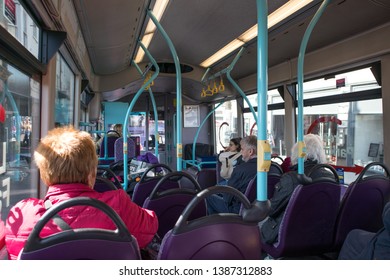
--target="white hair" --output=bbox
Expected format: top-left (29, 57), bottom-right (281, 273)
top-left (290, 134), bottom-right (326, 165)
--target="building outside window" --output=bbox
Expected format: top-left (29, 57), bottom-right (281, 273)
top-left (0, 59), bottom-right (40, 222)
top-left (0, 0), bottom-right (40, 58)
top-left (214, 100), bottom-right (238, 153)
top-left (55, 55), bottom-right (75, 127)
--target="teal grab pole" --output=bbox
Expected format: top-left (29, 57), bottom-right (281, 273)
top-left (226, 47), bottom-right (258, 124)
top-left (256, 0), bottom-right (268, 201)
top-left (5, 87), bottom-right (21, 165)
top-left (200, 68), bottom-right (210, 84)
top-left (192, 101), bottom-right (225, 170)
top-left (297, 0), bottom-right (330, 175)
top-left (133, 61), bottom-right (144, 76)
top-left (148, 9), bottom-right (183, 171)
top-left (133, 60), bottom-right (160, 157)
top-left (123, 41), bottom-right (160, 190)
top-left (148, 87), bottom-right (159, 158)
top-left (172, 113), bottom-right (176, 148)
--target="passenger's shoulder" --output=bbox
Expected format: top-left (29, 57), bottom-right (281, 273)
top-left (13, 198), bottom-right (43, 209)
top-left (8, 198), bottom-right (44, 219)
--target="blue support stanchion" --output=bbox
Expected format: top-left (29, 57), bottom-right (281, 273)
top-left (133, 61), bottom-right (160, 158)
top-left (123, 42), bottom-right (160, 190)
top-left (147, 9), bottom-right (183, 171)
top-left (242, 0), bottom-right (271, 223)
top-left (187, 101), bottom-right (225, 170)
top-left (296, 0), bottom-right (330, 174)
top-left (256, 0), bottom-right (269, 202)
top-left (148, 88), bottom-right (159, 158)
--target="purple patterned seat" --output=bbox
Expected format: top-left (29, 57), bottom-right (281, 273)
top-left (261, 179), bottom-right (341, 259)
top-left (18, 197), bottom-right (141, 260)
top-left (143, 171), bottom-right (206, 238)
top-left (333, 162), bottom-right (390, 250)
top-left (114, 137), bottom-right (136, 162)
top-left (158, 186), bottom-right (262, 259)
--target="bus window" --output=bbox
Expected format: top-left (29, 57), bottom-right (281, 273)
top-left (214, 100), bottom-right (238, 153)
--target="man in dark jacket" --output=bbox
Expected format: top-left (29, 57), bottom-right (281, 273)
top-left (261, 134), bottom-right (335, 244)
top-left (207, 135), bottom-right (257, 214)
top-left (338, 202), bottom-right (390, 259)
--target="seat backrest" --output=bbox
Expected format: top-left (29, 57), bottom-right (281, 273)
top-left (132, 177), bottom-right (178, 206)
top-left (114, 137), bottom-right (136, 162)
top-left (97, 167), bottom-right (123, 189)
top-left (269, 161), bottom-right (283, 175)
top-left (186, 167), bottom-right (217, 189)
top-left (94, 176), bottom-right (118, 193)
top-left (243, 176), bottom-right (257, 203)
top-left (158, 186), bottom-right (262, 259)
top-left (99, 136), bottom-right (118, 166)
top-left (143, 171), bottom-right (206, 238)
top-left (267, 174), bottom-right (281, 199)
top-left (196, 169), bottom-right (217, 189)
top-left (240, 172), bottom-right (280, 208)
top-left (18, 197), bottom-right (141, 260)
top-left (129, 136), bottom-right (141, 157)
top-left (261, 179), bottom-right (341, 258)
top-left (131, 164), bottom-right (174, 206)
top-left (333, 162), bottom-right (390, 249)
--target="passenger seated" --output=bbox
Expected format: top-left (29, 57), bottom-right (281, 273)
top-left (96, 123), bottom-right (123, 154)
top-left (207, 136), bottom-right (257, 214)
top-left (260, 134), bottom-right (334, 245)
top-left (218, 137), bottom-right (243, 185)
top-left (338, 202), bottom-right (390, 260)
top-left (5, 126), bottom-right (158, 260)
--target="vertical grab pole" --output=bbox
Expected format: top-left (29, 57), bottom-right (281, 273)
top-left (123, 42), bottom-right (159, 190)
top-left (242, 0), bottom-right (270, 222)
top-left (192, 101), bottom-right (225, 170)
top-left (148, 88), bottom-right (159, 158)
top-left (256, 0), bottom-right (270, 202)
top-left (148, 9), bottom-right (183, 171)
top-left (297, 0), bottom-right (330, 174)
top-left (133, 61), bottom-right (160, 157)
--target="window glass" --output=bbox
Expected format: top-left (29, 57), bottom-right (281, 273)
top-left (243, 94), bottom-right (257, 108)
top-left (214, 100), bottom-right (238, 153)
top-left (299, 67), bottom-right (381, 184)
top-left (128, 112), bottom-right (146, 150)
top-left (302, 68), bottom-right (380, 99)
top-left (302, 99), bottom-right (382, 184)
top-left (0, 0), bottom-right (40, 58)
top-left (244, 89), bottom-right (285, 155)
top-left (55, 55), bottom-right (75, 126)
top-left (0, 59), bottom-right (40, 222)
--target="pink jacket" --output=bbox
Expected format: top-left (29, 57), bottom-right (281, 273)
top-left (5, 183), bottom-right (158, 260)
top-left (0, 220), bottom-right (5, 249)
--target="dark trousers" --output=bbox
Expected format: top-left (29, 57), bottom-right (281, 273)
top-left (338, 229), bottom-right (375, 260)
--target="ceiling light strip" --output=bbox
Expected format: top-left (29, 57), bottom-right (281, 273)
top-left (200, 0), bottom-right (314, 68)
top-left (134, 0), bottom-right (170, 63)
